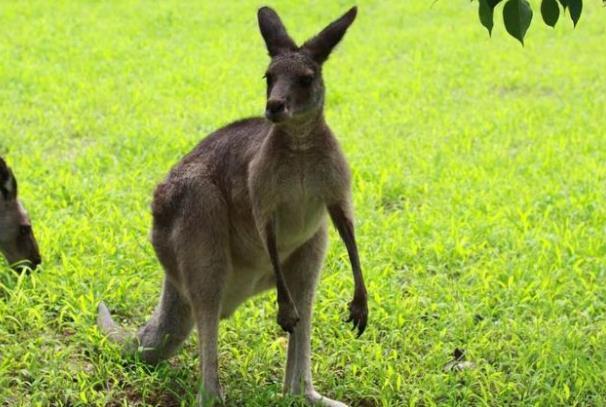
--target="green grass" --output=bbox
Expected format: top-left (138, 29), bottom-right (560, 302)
top-left (1, 0), bottom-right (606, 405)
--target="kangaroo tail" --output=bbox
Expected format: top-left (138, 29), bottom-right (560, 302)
top-left (97, 302), bottom-right (137, 350)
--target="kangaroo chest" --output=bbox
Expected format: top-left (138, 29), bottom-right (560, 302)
top-left (271, 154), bottom-right (328, 249)
top-left (222, 155), bottom-right (328, 317)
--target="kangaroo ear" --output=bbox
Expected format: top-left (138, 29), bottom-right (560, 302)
top-left (258, 7), bottom-right (297, 57)
top-left (0, 157), bottom-right (17, 200)
top-left (302, 7), bottom-right (357, 64)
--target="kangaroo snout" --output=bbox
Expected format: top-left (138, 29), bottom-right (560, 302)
top-left (265, 99), bottom-right (288, 122)
top-left (31, 255), bottom-right (42, 268)
top-left (28, 244), bottom-right (42, 268)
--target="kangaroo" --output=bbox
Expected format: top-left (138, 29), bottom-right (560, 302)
top-left (0, 157), bottom-right (41, 270)
top-left (98, 6), bottom-right (367, 406)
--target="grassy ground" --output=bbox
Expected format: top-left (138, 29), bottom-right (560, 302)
top-left (1, 1), bottom-right (605, 405)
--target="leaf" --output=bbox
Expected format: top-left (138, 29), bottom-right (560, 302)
top-left (558, 0), bottom-right (568, 9)
top-left (503, 0), bottom-right (533, 45)
top-left (479, 0), bottom-right (495, 34)
top-left (567, 0), bottom-right (582, 27)
top-left (478, 0), bottom-right (503, 36)
top-left (541, 0), bottom-right (560, 27)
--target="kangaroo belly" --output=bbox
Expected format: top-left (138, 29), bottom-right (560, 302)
top-left (220, 264), bottom-right (274, 319)
top-left (221, 198), bottom-right (326, 319)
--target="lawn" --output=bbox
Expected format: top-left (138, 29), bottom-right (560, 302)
top-left (1, 0), bottom-right (606, 405)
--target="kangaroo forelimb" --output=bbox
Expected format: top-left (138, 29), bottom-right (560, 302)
top-left (265, 218), bottom-right (300, 333)
top-left (328, 203), bottom-right (368, 337)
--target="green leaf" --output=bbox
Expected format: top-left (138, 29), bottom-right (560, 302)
top-left (479, 0), bottom-right (494, 34)
top-left (503, 0), bottom-right (533, 45)
top-left (541, 0), bottom-right (560, 27)
top-left (558, 0), bottom-right (568, 9)
top-left (478, 0), bottom-right (503, 35)
top-left (567, 0), bottom-right (582, 27)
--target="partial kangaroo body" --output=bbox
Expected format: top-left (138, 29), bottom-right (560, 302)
top-left (99, 6), bottom-right (367, 406)
top-left (0, 157), bottom-right (41, 271)
top-left (154, 118), bottom-right (346, 318)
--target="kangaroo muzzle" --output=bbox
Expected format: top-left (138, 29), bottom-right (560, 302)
top-left (265, 98), bottom-right (289, 122)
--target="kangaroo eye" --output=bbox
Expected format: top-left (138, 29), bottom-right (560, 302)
top-left (298, 75), bottom-right (313, 87)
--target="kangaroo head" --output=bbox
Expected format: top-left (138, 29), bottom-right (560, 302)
top-left (257, 6), bottom-right (357, 124)
top-left (0, 157), bottom-right (41, 270)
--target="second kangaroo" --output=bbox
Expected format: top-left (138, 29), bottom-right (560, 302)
top-left (0, 157), bottom-right (41, 271)
top-left (99, 6), bottom-right (367, 406)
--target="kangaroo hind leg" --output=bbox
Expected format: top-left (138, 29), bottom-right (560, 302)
top-left (136, 277), bottom-right (194, 364)
top-left (173, 182), bottom-right (230, 406)
top-left (97, 241), bottom-right (193, 364)
top-left (283, 226), bottom-right (349, 407)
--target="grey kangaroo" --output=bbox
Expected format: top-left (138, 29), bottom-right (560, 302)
top-left (98, 6), bottom-right (367, 406)
top-left (0, 157), bottom-right (41, 270)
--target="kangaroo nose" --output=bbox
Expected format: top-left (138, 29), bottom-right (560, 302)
top-left (266, 99), bottom-right (285, 115)
top-left (31, 255), bottom-right (41, 267)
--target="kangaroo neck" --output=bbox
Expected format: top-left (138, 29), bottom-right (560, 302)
top-left (269, 111), bottom-right (327, 151)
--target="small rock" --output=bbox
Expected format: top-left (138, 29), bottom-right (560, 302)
top-left (443, 348), bottom-right (476, 372)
